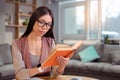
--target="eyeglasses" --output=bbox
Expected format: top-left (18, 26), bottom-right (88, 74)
top-left (37, 19), bottom-right (52, 28)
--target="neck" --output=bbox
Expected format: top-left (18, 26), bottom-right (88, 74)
top-left (28, 32), bottom-right (42, 41)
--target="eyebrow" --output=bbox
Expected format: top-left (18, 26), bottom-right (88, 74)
top-left (38, 19), bottom-right (52, 23)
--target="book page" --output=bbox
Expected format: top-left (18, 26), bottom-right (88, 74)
top-left (48, 44), bottom-right (72, 56)
top-left (72, 41), bottom-right (83, 50)
top-left (55, 44), bottom-right (71, 48)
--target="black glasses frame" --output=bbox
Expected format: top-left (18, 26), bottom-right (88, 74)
top-left (37, 19), bottom-right (52, 28)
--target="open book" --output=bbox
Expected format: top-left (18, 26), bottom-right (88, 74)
top-left (41, 41), bottom-right (83, 68)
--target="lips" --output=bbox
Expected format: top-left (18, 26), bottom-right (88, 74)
top-left (39, 31), bottom-right (45, 34)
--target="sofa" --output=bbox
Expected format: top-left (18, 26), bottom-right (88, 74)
top-left (1, 43), bottom-right (120, 80)
top-left (64, 44), bottom-right (120, 80)
top-left (0, 43), bottom-right (15, 80)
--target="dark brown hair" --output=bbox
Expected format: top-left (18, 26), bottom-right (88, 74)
top-left (21, 6), bottom-right (54, 39)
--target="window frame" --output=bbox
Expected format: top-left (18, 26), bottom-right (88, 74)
top-left (58, 0), bottom-right (101, 42)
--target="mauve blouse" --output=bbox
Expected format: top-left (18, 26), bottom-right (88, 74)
top-left (12, 37), bottom-right (58, 80)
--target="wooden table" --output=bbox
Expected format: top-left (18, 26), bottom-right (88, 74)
top-left (39, 75), bottom-right (98, 80)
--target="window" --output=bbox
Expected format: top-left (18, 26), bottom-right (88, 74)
top-left (59, 1), bottom-right (86, 40)
top-left (64, 6), bottom-right (85, 35)
top-left (89, 0), bottom-right (99, 39)
top-left (101, 0), bottom-right (120, 38)
top-left (59, 0), bottom-right (100, 42)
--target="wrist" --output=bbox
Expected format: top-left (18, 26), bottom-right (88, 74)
top-left (37, 67), bottom-right (44, 73)
top-left (57, 66), bottom-right (65, 71)
top-left (56, 68), bottom-right (64, 74)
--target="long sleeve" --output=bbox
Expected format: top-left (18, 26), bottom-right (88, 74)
top-left (12, 41), bottom-right (30, 80)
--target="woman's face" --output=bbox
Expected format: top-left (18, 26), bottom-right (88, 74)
top-left (32, 14), bottom-right (52, 36)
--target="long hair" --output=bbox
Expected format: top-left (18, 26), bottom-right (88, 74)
top-left (21, 6), bottom-right (54, 39)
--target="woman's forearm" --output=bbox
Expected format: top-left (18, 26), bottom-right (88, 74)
top-left (29, 68), bottom-right (40, 77)
top-left (51, 66), bottom-right (64, 76)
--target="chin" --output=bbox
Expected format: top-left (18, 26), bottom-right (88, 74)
top-left (39, 33), bottom-right (45, 36)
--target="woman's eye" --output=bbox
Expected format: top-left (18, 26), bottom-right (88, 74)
top-left (47, 23), bottom-right (52, 26)
top-left (39, 21), bottom-right (44, 25)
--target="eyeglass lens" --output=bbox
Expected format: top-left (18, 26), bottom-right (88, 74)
top-left (37, 20), bottom-right (51, 28)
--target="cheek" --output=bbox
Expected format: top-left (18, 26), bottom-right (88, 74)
top-left (33, 26), bottom-right (38, 32)
top-left (33, 23), bottom-right (38, 31)
top-left (46, 28), bottom-right (51, 32)
top-left (44, 28), bottom-right (51, 34)
top-left (44, 29), bottom-right (49, 34)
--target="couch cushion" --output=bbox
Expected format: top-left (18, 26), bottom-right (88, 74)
top-left (0, 64), bottom-right (15, 77)
top-left (93, 44), bottom-right (104, 59)
top-left (67, 60), bottom-right (88, 70)
top-left (100, 63), bottom-right (120, 74)
top-left (110, 51), bottom-right (120, 65)
top-left (0, 57), bottom-right (3, 66)
top-left (78, 45), bottom-right (100, 62)
top-left (0, 43), bottom-right (12, 64)
top-left (102, 45), bottom-right (120, 62)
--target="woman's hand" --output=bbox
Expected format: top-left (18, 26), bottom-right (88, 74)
top-left (57, 56), bottom-right (69, 67)
top-left (57, 50), bottom-right (76, 68)
top-left (56, 56), bottom-right (70, 73)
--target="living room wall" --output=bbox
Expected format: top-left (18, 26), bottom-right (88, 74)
top-left (0, 0), bottom-right (44, 44)
top-left (0, 0), bottom-right (5, 44)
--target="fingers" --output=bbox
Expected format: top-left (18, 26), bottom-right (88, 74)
top-left (57, 56), bottom-right (69, 66)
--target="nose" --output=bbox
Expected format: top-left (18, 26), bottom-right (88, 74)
top-left (41, 24), bottom-right (47, 30)
top-left (42, 23), bottom-right (48, 28)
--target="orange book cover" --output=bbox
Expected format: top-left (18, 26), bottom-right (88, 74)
top-left (41, 41), bottom-right (83, 68)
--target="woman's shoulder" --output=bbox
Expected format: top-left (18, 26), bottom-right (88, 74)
top-left (12, 37), bottom-right (27, 44)
top-left (42, 37), bottom-right (54, 42)
top-left (42, 37), bottom-right (55, 47)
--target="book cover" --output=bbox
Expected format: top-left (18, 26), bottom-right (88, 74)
top-left (41, 41), bottom-right (83, 68)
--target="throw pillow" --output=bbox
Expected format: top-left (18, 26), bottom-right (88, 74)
top-left (110, 51), bottom-right (120, 65)
top-left (78, 45), bottom-right (100, 62)
top-left (0, 44), bottom-right (12, 64)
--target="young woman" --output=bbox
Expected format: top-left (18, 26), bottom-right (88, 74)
top-left (12, 6), bottom-right (70, 80)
